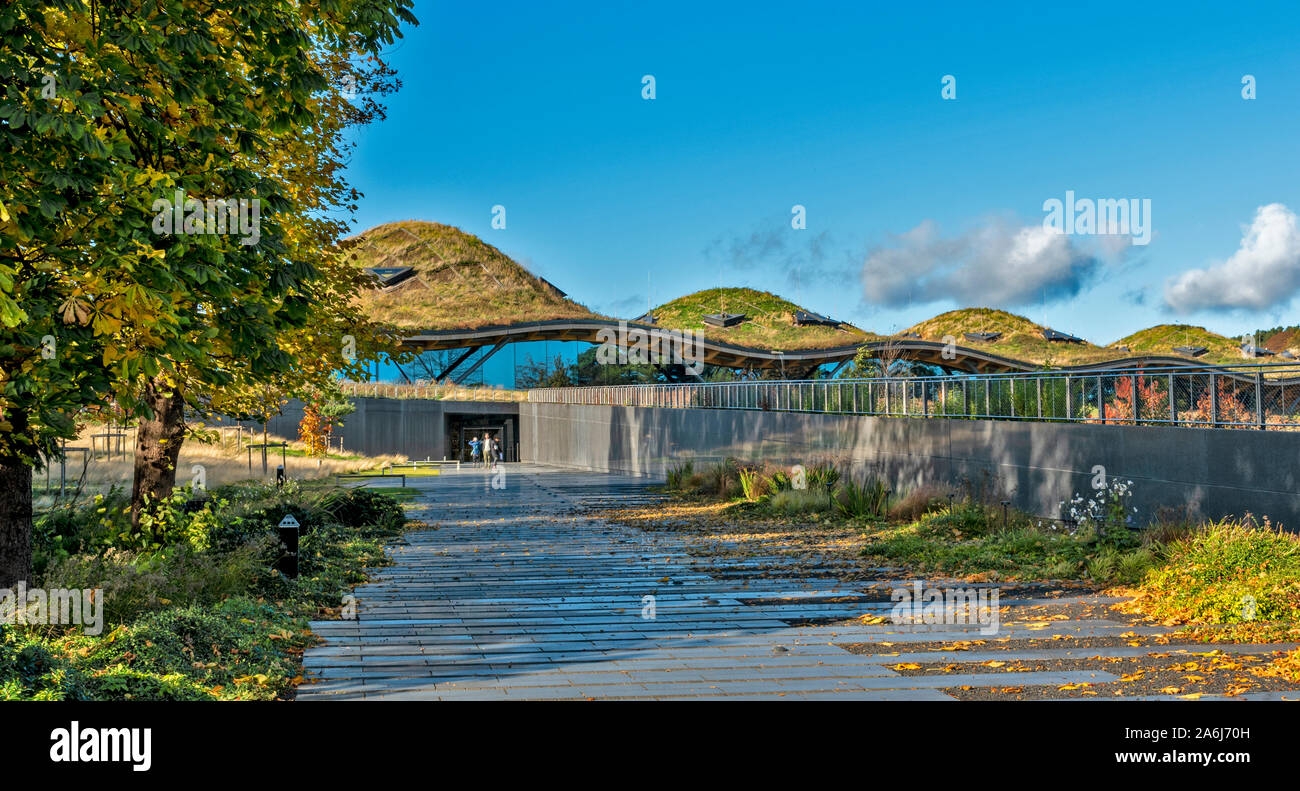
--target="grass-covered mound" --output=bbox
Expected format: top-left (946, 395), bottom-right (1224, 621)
top-left (1114, 324), bottom-right (1248, 366)
top-left (5, 482), bottom-right (411, 701)
top-left (902, 308), bottom-right (1120, 366)
top-left (648, 287), bottom-right (875, 350)
top-left (343, 220), bottom-right (602, 330)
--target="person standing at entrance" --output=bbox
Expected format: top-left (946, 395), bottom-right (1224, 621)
top-left (468, 435), bottom-right (482, 466)
top-left (484, 433), bottom-right (496, 470)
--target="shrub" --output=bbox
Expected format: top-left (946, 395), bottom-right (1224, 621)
top-left (887, 485), bottom-right (950, 522)
top-left (318, 487), bottom-right (405, 531)
top-left (834, 479), bottom-right (890, 519)
top-left (1115, 547), bottom-right (1158, 585)
top-left (123, 486), bottom-right (216, 553)
top-left (703, 459), bottom-right (738, 498)
top-left (738, 467), bottom-right (769, 501)
top-left (77, 598), bottom-right (314, 700)
top-left (666, 461), bottom-right (695, 490)
top-left (19, 480), bottom-right (413, 701)
top-left (39, 539), bottom-right (275, 627)
top-left (32, 487), bottom-right (132, 573)
top-left (0, 625), bottom-right (85, 701)
top-left (1143, 506), bottom-right (1198, 548)
top-left (1137, 516), bottom-right (1300, 624)
top-left (805, 463), bottom-right (841, 490)
top-left (80, 668), bottom-right (214, 701)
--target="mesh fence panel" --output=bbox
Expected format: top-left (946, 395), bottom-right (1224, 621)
top-left (526, 364), bottom-right (1300, 430)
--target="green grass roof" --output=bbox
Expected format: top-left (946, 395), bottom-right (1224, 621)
top-left (343, 221), bottom-right (602, 330)
top-left (345, 222), bottom-right (1270, 366)
top-left (647, 287), bottom-right (876, 350)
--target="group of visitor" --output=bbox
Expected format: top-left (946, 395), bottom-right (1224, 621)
top-left (467, 433), bottom-right (503, 468)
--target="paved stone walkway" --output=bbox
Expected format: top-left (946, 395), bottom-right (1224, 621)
top-left (299, 465), bottom-right (1288, 700)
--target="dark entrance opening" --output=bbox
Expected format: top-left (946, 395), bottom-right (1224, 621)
top-left (446, 412), bottom-right (518, 462)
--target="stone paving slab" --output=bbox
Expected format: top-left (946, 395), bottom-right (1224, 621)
top-left (298, 465), bottom-right (1174, 702)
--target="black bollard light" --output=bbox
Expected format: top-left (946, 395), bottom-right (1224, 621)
top-left (276, 464), bottom-right (286, 488)
top-left (1000, 500), bottom-right (1010, 528)
top-left (277, 513), bottom-right (300, 578)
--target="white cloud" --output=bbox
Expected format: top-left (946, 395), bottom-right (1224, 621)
top-left (1164, 203), bottom-right (1300, 313)
top-left (860, 218), bottom-right (1101, 307)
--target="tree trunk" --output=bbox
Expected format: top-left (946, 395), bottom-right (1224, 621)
top-left (0, 456), bottom-right (33, 588)
top-left (131, 377), bottom-right (187, 528)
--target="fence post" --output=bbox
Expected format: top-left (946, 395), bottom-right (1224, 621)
top-left (1065, 375), bottom-right (1072, 420)
top-left (1036, 378), bottom-right (1042, 418)
top-left (1169, 373), bottom-right (1176, 424)
top-left (922, 380), bottom-right (929, 416)
top-left (1132, 373), bottom-right (1140, 425)
top-left (941, 380), bottom-right (947, 416)
top-left (1256, 371), bottom-right (1265, 429)
top-left (1097, 375), bottom-right (1104, 422)
top-left (1209, 373), bottom-right (1218, 426)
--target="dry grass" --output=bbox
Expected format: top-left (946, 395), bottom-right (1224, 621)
top-left (339, 381), bottom-right (528, 401)
top-left (35, 423), bottom-right (405, 507)
top-left (887, 484), bottom-right (953, 523)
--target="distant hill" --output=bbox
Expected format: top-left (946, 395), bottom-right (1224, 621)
top-left (1256, 325), bottom-right (1300, 353)
top-left (647, 287), bottom-right (876, 350)
top-left (342, 221), bottom-right (601, 330)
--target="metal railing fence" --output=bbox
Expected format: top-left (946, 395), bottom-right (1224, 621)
top-left (528, 362), bottom-right (1300, 430)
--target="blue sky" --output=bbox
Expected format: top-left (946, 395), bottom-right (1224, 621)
top-left (346, 0), bottom-right (1300, 345)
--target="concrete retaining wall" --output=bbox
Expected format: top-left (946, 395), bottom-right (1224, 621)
top-left (519, 403), bottom-right (1300, 528)
top-left (212, 399), bottom-right (519, 461)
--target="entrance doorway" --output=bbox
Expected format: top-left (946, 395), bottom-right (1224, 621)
top-left (446, 412), bottom-right (518, 462)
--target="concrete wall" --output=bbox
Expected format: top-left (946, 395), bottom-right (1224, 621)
top-left (213, 399), bottom-right (519, 461)
top-left (520, 403), bottom-right (1300, 528)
